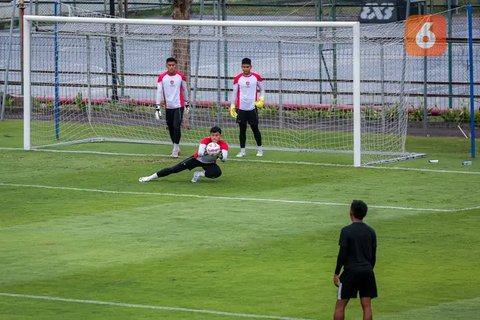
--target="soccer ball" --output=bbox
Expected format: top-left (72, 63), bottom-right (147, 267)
top-left (206, 142), bottom-right (221, 156)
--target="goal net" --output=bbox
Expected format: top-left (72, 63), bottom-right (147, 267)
top-left (23, 15), bottom-right (422, 166)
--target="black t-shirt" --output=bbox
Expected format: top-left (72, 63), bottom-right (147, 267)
top-left (335, 222), bottom-right (377, 274)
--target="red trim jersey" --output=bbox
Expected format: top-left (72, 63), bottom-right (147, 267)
top-left (156, 71), bottom-right (189, 109)
top-left (231, 72), bottom-right (264, 111)
top-left (194, 137), bottom-right (229, 164)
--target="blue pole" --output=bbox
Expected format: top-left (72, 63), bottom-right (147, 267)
top-left (467, 5), bottom-right (476, 158)
top-left (54, 0), bottom-right (60, 140)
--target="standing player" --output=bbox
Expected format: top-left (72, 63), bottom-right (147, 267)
top-left (138, 126), bottom-right (228, 183)
top-left (155, 57), bottom-right (190, 158)
top-left (333, 200), bottom-right (377, 320)
top-left (229, 58), bottom-right (265, 157)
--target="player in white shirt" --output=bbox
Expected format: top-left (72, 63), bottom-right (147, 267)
top-left (155, 57), bottom-right (190, 158)
top-left (229, 58), bottom-right (265, 157)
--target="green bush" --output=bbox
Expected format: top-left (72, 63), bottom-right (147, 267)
top-left (409, 107), bottom-right (424, 121)
top-left (75, 92), bottom-right (86, 112)
top-left (0, 93), bottom-right (14, 110)
top-left (330, 108), bottom-right (353, 119)
top-left (385, 106), bottom-right (400, 121)
top-left (364, 106), bottom-right (381, 120)
top-left (440, 107), bottom-right (471, 123)
top-left (33, 99), bottom-right (54, 110)
top-left (295, 108), bottom-right (321, 119)
top-left (259, 106), bottom-right (279, 118)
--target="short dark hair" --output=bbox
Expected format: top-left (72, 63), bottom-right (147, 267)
top-left (351, 200), bottom-right (368, 220)
top-left (210, 126), bottom-right (222, 134)
top-left (241, 58), bottom-right (251, 65)
top-left (166, 57), bottom-right (177, 64)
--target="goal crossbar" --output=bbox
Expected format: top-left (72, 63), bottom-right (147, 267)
top-left (24, 15), bottom-right (359, 28)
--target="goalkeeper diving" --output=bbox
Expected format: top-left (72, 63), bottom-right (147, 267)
top-left (138, 126), bottom-right (229, 183)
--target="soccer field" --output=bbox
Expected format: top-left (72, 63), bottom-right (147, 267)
top-left (1, 120), bottom-right (479, 320)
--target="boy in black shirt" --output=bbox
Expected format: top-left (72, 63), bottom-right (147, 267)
top-left (333, 200), bottom-right (377, 320)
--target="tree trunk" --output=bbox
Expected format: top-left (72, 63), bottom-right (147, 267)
top-left (172, 0), bottom-right (190, 81)
top-left (172, 0), bottom-right (190, 129)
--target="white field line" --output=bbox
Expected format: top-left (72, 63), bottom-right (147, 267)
top-left (1, 182), bottom-right (479, 213)
top-left (1, 147), bottom-right (479, 175)
top-left (376, 297), bottom-right (480, 319)
top-left (0, 292), bottom-right (313, 320)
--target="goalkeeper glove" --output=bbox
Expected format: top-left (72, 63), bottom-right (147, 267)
top-left (219, 150), bottom-right (226, 162)
top-left (229, 104), bottom-right (237, 118)
top-left (254, 97), bottom-right (264, 108)
top-left (155, 105), bottom-right (162, 120)
top-left (184, 102), bottom-right (190, 114)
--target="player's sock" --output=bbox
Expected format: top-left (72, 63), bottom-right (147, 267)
top-left (256, 146), bottom-right (263, 157)
top-left (138, 173), bottom-right (158, 182)
top-left (191, 171), bottom-right (205, 183)
top-left (171, 144), bottom-right (180, 158)
top-left (236, 148), bottom-right (246, 158)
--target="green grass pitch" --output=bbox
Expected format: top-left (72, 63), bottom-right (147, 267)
top-left (1, 120), bottom-right (479, 320)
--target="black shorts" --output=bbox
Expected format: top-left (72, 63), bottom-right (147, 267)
top-left (176, 156), bottom-right (222, 178)
top-left (178, 156), bottom-right (202, 171)
top-left (338, 269), bottom-right (377, 300)
top-left (166, 107), bottom-right (184, 129)
top-left (236, 109), bottom-right (259, 126)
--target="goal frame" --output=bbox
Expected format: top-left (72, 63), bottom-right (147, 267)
top-left (23, 15), bottom-right (361, 166)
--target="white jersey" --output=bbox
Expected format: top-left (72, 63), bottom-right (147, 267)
top-left (194, 137), bottom-right (229, 164)
top-left (231, 72), bottom-right (264, 111)
top-left (156, 71), bottom-right (189, 109)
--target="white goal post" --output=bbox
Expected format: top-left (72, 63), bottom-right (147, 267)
top-left (23, 15), bottom-right (420, 166)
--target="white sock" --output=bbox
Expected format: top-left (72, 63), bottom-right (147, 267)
top-left (257, 146), bottom-right (263, 152)
top-left (197, 171), bottom-right (205, 178)
top-left (173, 144), bottom-right (180, 151)
top-left (147, 173), bottom-right (158, 181)
top-left (240, 148), bottom-right (246, 154)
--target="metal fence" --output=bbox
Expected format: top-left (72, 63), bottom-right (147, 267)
top-left (1, 1), bottom-right (478, 23)
top-left (1, 0), bottom-right (480, 124)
